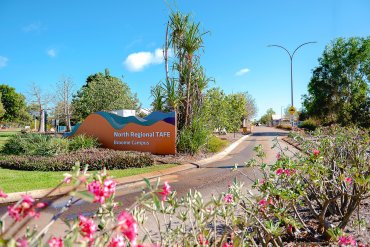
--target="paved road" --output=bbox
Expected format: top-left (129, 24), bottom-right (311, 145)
top-left (1, 126), bottom-right (293, 238)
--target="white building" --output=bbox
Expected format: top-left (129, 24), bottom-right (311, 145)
top-left (110, 109), bottom-right (136, 117)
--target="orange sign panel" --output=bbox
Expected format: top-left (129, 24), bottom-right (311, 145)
top-left (65, 111), bottom-right (176, 155)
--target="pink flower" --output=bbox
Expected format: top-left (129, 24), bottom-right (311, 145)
top-left (87, 179), bottom-right (116, 204)
top-left (103, 179), bottom-right (117, 195)
top-left (36, 202), bottom-right (48, 208)
top-left (276, 153), bottom-right (281, 160)
top-left (8, 195), bottom-right (39, 221)
top-left (222, 242), bottom-right (233, 247)
top-left (0, 189), bottom-right (8, 198)
top-left (78, 215), bottom-right (97, 241)
top-left (63, 174), bottom-right (72, 184)
top-left (158, 181), bottom-right (171, 201)
top-left (117, 211), bottom-right (138, 245)
top-left (276, 168), bottom-right (285, 176)
top-left (198, 234), bottom-right (209, 245)
top-left (48, 237), bottom-right (63, 247)
top-left (108, 235), bottom-right (125, 247)
top-left (285, 169), bottom-right (296, 176)
top-left (258, 199), bottom-right (267, 207)
top-left (338, 235), bottom-right (356, 246)
top-left (344, 177), bottom-right (353, 184)
top-left (223, 194), bottom-right (233, 203)
top-left (16, 237), bottom-right (29, 247)
top-left (313, 149), bottom-right (320, 156)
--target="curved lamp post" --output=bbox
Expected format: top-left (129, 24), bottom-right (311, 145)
top-left (267, 42), bottom-right (316, 109)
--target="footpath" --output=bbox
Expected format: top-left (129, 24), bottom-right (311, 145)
top-left (0, 133), bottom-right (251, 204)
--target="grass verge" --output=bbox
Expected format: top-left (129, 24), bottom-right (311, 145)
top-left (0, 164), bottom-right (177, 193)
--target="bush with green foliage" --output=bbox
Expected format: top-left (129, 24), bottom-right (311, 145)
top-left (0, 148), bottom-right (154, 171)
top-left (1, 133), bottom-right (100, 156)
top-left (177, 117), bottom-right (210, 154)
top-left (275, 124), bottom-right (292, 131)
top-left (2, 133), bottom-right (69, 156)
top-left (206, 135), bottom-right (229, 153)
top-left (68, 134), bottom-right (100, 151)
top-left (298, 118), bottom-right (319, 131)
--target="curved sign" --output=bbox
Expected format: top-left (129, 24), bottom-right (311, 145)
top-left (65, 111), bottom-right (176, 154)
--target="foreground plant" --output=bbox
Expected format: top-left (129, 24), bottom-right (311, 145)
top-left (0, 126), bottom-right (368, 246)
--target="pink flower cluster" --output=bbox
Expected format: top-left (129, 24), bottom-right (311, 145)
top-left (344, 177), bottom-right (353, 184)
top-left (117, 210), bottom-right (138, 245)
top-left (276, 168), bottom-right (296, 176)
top-left (7, 195), bottom-right (46, 221)
top-left (313, 149), bottom-right (320, 157)
top-left (338, 235), bottom-right (356, 246)
top-left (0, 189), bottom-right (8, 198)
top-left (87, 178), bottom-right (117, 204)
top-left (78, 215), bottom-right (97, 241)
top-left (109, 235), bottom-right (125, 247)
top-left (198, 234), bottom-right (209, 245)
top-left (224, 193), bottom-right (233, 203)
top-left (158, 181), bottom-right (171, 201)
top-left (258, 197), bottom-right (274, 208)
top-left (48, 237), bottom-right (64, 247)
top-left (16, 237), bottom-right (29, 247)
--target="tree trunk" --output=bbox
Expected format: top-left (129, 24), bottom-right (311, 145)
top-left (164, 21), bottom-right (169, 84)
top-left (38, 109), bottom-right (45, 133)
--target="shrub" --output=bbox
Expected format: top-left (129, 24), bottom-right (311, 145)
top-left (275, 124), bottom-right (292, 130)
top-left (1, 133), bottom-right (69, 156)
top-left (177, 117), bottom-right (210, 154)
top-left (0, 148), bottom-right (154, 171)
top-left (206, 135), bottom-right (229, 153)
top-left (298, 118), bottom-right (319, 131)
top-left (68, 134), bottom-right (100, 151)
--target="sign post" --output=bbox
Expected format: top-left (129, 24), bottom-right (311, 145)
top-left (288, 106), bottom-right (296, 126)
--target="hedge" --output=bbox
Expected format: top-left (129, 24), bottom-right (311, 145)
top-left (0, 148), bottom-right (154, 171)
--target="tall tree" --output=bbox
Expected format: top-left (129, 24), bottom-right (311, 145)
top-left (55, 76), bottom-right (74, 132)
top-left (243, 92), bottom-right (257, 121)
top-left (152, 11), bottom-right (211, 130)
top-left (0, 84), bottom-right (30, 123)
top-left (0, 93), bottom-right (5, 118)
top-left (226, 93), bottom-right (247, 137)
top-left (28, 82), bottom-right (54, 132)
top-left (303, 37), bottom-right (370, 128)
top-left (203, 87), bottom-right (228, 134)
top-left (260, 108), bottom-right (276, 125)
top-left (72, 69), bottom-right (140, 121)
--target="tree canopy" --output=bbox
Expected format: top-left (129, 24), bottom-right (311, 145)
top-left (71, 69), bottom-right (140, 121)
top-left (0, 84), bottom-right (30, 123)
top-left (260, 108), bottom-right (276, 125)
top-left (303, 37), bottom-right (370, 128)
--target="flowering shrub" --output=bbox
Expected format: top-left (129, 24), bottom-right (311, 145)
top-left (0, 126), bottom-right (368, 246)
top-left (0, 148), bottom-right (154, 171)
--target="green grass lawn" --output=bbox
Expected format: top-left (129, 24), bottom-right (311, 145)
top-left (0, 131), bottom-right (20, 148)
top-left (0, 164), bottom-right (177, 193)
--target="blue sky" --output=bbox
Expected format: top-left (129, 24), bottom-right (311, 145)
top-left (0, 0), bottom-right (369, 119)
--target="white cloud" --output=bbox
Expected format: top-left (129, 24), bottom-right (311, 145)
top-left (0, 56), bottom-right (8, 68)
top-left (47, 49), bottom-right (57, 58)
top-left (124, 48), bottom-right (165, 72)
top-left (23, 22), bottom-right (43, 33)
top-left (235, 68), bottom-right (250, 76)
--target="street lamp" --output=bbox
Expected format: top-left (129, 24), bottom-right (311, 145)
top-left (268, 42), bottom-right (316, 125)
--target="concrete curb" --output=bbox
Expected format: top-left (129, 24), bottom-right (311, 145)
top-left (0, 133), bottom-right (251, 204)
